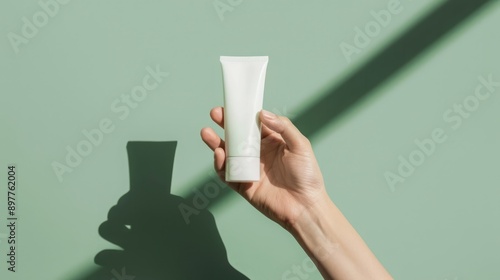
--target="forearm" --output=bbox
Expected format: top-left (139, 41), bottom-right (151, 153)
top-left (289, 194), bottom-right (392, 280)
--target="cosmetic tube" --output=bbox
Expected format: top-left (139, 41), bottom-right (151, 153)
top-left (220, 56), bottom-right (269, 182)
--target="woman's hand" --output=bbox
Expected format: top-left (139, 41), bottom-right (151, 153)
top-left (200, 107), bottom-right (327, 231)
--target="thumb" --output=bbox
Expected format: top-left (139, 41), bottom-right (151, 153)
top-left (260, 110), bottom-right (309, 151)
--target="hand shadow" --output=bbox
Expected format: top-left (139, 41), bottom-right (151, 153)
top-left (88, 141), bottom-right (248, 280)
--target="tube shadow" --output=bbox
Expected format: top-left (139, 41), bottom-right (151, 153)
top-left (78, 141), bottom-right (248, 280)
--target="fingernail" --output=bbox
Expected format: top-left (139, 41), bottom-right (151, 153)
top-left (261, 109), bottom-right (276, 120)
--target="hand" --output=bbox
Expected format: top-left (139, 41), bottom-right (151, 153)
top-left (201, 107), bottom-right (393, 279)
top-left (201, 107), bottom-right (328, 231)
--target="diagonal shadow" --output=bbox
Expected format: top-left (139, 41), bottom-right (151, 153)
top-left (180, 0), bottom-right (495, 210)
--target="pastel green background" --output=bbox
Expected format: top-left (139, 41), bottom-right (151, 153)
top-left (1, 0), bottom-right (499, 279)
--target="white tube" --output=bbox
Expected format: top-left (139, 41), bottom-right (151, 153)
top-left (220, 56), bottom-right (269, 182)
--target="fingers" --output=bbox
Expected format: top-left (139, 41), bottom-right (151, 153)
top-left (213, 147), bottom-right (247, 199)
top-left (94, 249), bottom-right (127, 267)
top-left (260, 110), bottom-right (309, 151)
top-left (260, 121), bottom-right (275, 139)
top-left (98, 221), bottom-right (130, 249)
top-left (203, 109), bottom-right (226, 177)
top-left (214, 147), bottom-right (225, 172)
top-left (200, 127), bottom-right (225, 151)
top-left (202, 107), bottom-right (225, 151)
top-left (210, 107), bottom-right (224, 128)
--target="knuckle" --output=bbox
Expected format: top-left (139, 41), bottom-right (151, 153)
top-left (301, 135), bottom-right (311, 146)
top-left (280, 116), bottom-right (292, 125)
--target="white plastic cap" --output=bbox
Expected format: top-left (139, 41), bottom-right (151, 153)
top-left (225, 157), bottom-right (260, 182)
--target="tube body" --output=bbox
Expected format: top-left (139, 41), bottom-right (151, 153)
top-left (220, 56), bottom-right (268, 182)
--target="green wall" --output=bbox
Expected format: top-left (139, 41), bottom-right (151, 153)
top-left (1, 0), bottom-right (499, 279)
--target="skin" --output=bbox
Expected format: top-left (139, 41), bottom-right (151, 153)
top-left (201, 107), bottom-right (393, 280)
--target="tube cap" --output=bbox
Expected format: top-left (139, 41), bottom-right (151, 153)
top-left (225, 157), bottom-right (260, 182)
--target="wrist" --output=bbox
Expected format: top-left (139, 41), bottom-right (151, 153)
top-left (288, 194), bottom-right (341, 261)
top-left (288, 192), bottom-right (334, 234)
top-left (287, 192), bottom-right (393, 280)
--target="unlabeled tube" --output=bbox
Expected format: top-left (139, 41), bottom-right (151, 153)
top-left (220, 56), bottom-right (269, 182)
